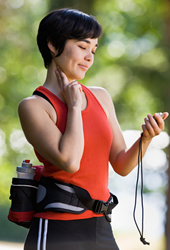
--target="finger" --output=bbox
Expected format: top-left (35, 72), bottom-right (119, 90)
top-left (56, 67), bottom-right (69, 87)
top-left (142, 123), bottom-right (150, 137)
top-left (68, 81), bottom-right (81, 89)
top-left (69, 80), bottom-right (78, 86)
top-left (148, 114), bottom-right (159, 127)
top-left (55, 71), bottom-right (64, 96)
top-left (142, 123), bottom-right (147, 133)
top-left (144, 117), bottom-right (156, 137)
top-left (162, 112), bottom-right (169, 120)
top-left (145, 115), bottom-right (161, 136)
top-left (152, 113), bottom-right (164, 130)
top-left (55, 70), bottom-right (69, 96)
top-left (79, 84), bottom-right (82, 94)
top-left (67, 81), bottom-right (82, 96)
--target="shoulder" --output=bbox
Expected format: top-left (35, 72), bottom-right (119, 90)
top-left (88, 86), bottom-right (109, 96)
top-left (18, 97), bottom-right (43, 126)
top-left (18, 96), bottom-right (43, 115)
top-left (18, 95), bottom-right (56, 124)
top-left (88, 86), bottom-right (113, 104)
top-left (18, 96), bottom-right (37, 114)
top-left (88, 86), bottom-right (115, 118)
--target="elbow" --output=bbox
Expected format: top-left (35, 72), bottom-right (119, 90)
top-left (66, 165), bottom-right (80, 173)
top-left (112, 164), bottom-right (130, 177)
top-left (48, 154), bottom-right (81, 173)
top-left (110, 150), bottom-right (130, 177)
top-left (61, 159), bottom-right (80, 173)
top-left (115, 170), bottom-right (129, 177)
top-left (50, 152), bottom-right (81, 173)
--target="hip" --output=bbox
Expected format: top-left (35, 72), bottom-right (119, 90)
top-left (24, 216), bottom-right (119, 250)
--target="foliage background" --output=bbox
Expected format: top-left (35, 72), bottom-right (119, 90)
top-left (0, 0), bottom-right (169, 249)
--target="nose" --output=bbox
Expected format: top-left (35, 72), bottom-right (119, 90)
top-left (85, 51), bottom-right (93, 62)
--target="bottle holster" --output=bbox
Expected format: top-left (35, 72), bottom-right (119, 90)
top-left (8, 178), bottom-right (39, 228)
top-left (8, 169), bottom-right (118, 228)
top-left (8, 165), bottom-right (43, 228)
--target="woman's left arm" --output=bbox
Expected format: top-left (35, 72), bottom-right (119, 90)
top-left (111, 113), bottom-right (168, 176)
top-left (109, 100), bottom-right (168, 176)
top-left (91, 87), bottom-right (169, 176)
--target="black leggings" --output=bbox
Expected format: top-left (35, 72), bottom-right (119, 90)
top-left (24, 216), bottom-right (119, 250)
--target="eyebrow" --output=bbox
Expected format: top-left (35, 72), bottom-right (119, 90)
top-left (78, 39), bottom-right (99, 47)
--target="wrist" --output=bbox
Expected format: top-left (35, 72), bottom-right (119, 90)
top-left (68, 104), bottom-right (81, 112)
top-left (141, 135), bottom-right (152, 145)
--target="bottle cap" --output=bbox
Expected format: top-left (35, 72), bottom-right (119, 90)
top-left (25, 159), bottom-right (30, 163)
top-left (16, 159), bottom-right (36, 179)
top-left (22, 160), bottom-right (32, 168)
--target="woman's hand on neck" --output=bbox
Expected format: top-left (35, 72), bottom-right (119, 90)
top-left (43, 60), bottom-right (64, 99)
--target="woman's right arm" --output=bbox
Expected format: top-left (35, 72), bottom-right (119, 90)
top-left (18, 72), bottom-right (84, 173)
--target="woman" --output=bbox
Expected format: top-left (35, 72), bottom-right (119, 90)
top-left (18, 8), bottom-right (168, 250)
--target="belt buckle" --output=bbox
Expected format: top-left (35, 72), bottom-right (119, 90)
top-left (94, 200), bottom-right (109, 214)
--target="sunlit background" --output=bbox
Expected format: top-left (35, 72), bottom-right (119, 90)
top-left (0, 0), bottom-right (170, 249)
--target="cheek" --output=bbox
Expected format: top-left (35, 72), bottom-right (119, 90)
top-left (55, 46), bottom-right (81, 70)
top-left (61, 52), bottom-right (78, 68)
top-left (64, 46), bottom-right (77, 58)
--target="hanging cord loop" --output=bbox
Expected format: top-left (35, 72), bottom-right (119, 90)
top-left (133, 133), bottom-right (150, 245)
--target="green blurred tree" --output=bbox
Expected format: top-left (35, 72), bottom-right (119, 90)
top-left (0, 0), bottom-right (49, 242)
top-left (0, 0), bottom-right (169, 246)
top-left (48, 0), bottom-right (95, 14)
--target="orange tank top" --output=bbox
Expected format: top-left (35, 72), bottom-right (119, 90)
top-left (34, 84), bottom-right (113, 220)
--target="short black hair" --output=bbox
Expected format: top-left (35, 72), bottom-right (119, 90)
top-left (37, 8), bottom-right (102, 68)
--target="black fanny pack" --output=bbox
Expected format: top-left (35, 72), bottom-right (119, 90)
top-left (36, 176), bottom-right (118, 222)
top-left (8, 175), bottom-right (118, 228)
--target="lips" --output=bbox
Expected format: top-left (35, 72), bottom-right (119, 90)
top-left (78, 64), bottom-right (89, 71)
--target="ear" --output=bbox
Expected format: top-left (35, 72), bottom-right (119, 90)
top-left (47, 41), bottom-right (57, 56)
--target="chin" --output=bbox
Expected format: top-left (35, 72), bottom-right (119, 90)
top-left (77, 73), bottom-right (86, 80)
top-left (77, 76), bottom-right (85, 81)
top-left (69, 74), bottom-right (85, 82)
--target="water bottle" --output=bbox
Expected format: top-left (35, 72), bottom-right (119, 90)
top-left (16, 159), bottom-right (36, 179)
top-left (8, 159), bottom-right (38, 228)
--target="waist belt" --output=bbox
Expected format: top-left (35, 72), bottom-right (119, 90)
top-left (36, 176), bottom-right (118, 222)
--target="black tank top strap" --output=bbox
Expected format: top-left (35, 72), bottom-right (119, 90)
top-left (33, 90), bottom-right (54, 108)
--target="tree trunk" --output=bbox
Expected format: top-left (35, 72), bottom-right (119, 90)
top-left (164, 0), bottom-right (170, 248)
top-left (165, 121), bottom-right (170, 250)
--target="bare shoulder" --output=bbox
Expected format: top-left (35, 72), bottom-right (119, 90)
top-left (18, 96), bottom-right (37, 118)
top-left (88, 86), bottom-right (115, 118)
top-left (89, 86), bottom-right (113, 105)
top-left (19, 96), bottom-right (39, 110)
top-left (18, 96), bottom-right (43, 118)
top-left (18, 95), bottom-right (56, 124)
top-left (89, 86), bottom-right (110, 97)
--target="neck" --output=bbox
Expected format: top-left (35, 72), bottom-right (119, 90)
top-left (43, 61), bottom-right (60, 96)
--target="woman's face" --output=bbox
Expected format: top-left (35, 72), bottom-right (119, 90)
top-left (54, 38), bottom-right (98, 82)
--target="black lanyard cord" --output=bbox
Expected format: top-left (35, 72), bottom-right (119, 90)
top-left (133, 133), bottom-right (150, 245)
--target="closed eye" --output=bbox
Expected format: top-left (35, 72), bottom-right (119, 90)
top-left (79, 46), bottom-right (86, 50)
top-left (78, 46), bottom-right (96, 55)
